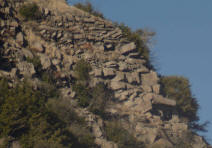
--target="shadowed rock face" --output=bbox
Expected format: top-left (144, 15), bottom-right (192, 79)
top-left (0, 0), bottom-right (210, 147)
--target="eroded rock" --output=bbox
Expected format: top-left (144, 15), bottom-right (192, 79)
top-left (120, 42), bottom-right (136, 55)
top-left (39, 54), bottom-right (51, 69)
top-left (31, 42), bottom-right (45, 53)
top-left (16, 32), bottom-right (24, 46)
top-left (17, 62), bottom-right (36, 77)
top-left (110, 81), bottom-right (126, 90)
top-left (103, 68), bottom-right (116, 77)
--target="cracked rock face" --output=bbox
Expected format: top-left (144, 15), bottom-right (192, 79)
top-left (0, 0), bottom-right (209, 147)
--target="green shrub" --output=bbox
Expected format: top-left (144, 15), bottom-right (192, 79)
top-left (174, 142), bottom-right (192, 148)
top-left (0, 48), bottom-right (14, 71)
top-left (19, 3), bottom-right (41, 20)
top-left (74, 59), bottom-right (92, 81)
top-left (105, 121), bottom-right (145, 148)
top-left (160, 76), bottom-right (199, 123)
top-left (68, 123), bottom-right (97, 148)
top-left (73, 59), bottom-right (92, 107)
top-left (89, 83), bottom-right (112, 117)
top-left (0, 79), bottom-right (46, 137)
top-left (0, 57), bottom-right (13, 71)
top-left (47, 98), bottom-right (85, 125)
top-left (40, 69), bottom-right (56, 84)
top-left (73, 83), bottom-right (92, 107)
top-left (159, 76), bottom-right (210, 133)
top-left (19, 116), bottom-right (74, 148)
top-left (74, 1), bottom-right (104, 18)
top-left (73, 82), bottom-right (113, 117)
top-left (73, 60), bottom-right (112, 116)
top-left (34, 140), bottom-right (64, 148)
top-left (47, 98), bottom-right (97, 148)
top-left (0, 78), bottom-right (81, 148)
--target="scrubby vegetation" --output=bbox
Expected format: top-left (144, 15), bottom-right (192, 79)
top-left (74, 59), bottom-right (92, 82)
top-left (160, 76), bottom-right (208, 132)
top-left (74, 1), bottom-right (104, 18)
top-left (46, 98), bottom-right (97, 148)
top-left (73, 83), bottom-right (92, 107)
top-left (89, 83), bottom-right (112, 116)
top-left (73, 82), bottom-right (113, 117)
top-left (19, 3), bottom-right (42, 20)
top-left (105, 121), bottom-right (145, 148)
top-left (0, 54), bottom-right (13, 71)
top-left (0, 46), bottom-right (14, 71)
top-left (0, 78), bottom-right (68, 147)
top-left (73, 59), bottom-right (112, 117)
top-left (0, 78), bottom-right (97, 148)
top-left (72, 59), bottom-right (92, 107)
top-left (68, 123), bottom-right (96, 148)
top-left (160, 76), bottom-right (199, 122)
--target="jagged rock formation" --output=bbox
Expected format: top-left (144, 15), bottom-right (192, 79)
top-left (0, 0), bottom-right (210, 147)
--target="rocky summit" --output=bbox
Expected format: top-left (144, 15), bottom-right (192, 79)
top-left (0, 0), bottom-right (211, 148)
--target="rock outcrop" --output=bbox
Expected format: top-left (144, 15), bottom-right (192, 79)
top-left (0, 0), bottom-right (210, 147)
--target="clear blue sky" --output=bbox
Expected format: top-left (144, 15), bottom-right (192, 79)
top-left (69, 0), bottom-right (212, 144)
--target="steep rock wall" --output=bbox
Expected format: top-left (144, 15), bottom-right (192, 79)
top-left (0, 0), bottom-right (210, 147)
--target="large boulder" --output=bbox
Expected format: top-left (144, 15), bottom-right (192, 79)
top-left (140, 93), bottom-right (154, 113)
top-left (152, 94), bottom-right (176, 106)
top-left (124, 93), bottom-right (153, 113)
top-left (112, 72), bottom-right (125, 82)
top-left (141, 71), bottom-right (158, 86)
top-left (31, 42), bottom-right (45, 53)
top-left (21, 48), bottom-right (33, 59)
top-left (17, 62), bottom-right (36, 77)
top-left (136, 65), bottom-right (149, 73)
top-left (141, 85), bottom-right (152, 93)
top-left (152, 84), bottom-right (160, 94)
top-left (94, 69), bottom-right (103, 77)
top-left (16, 32), bottom-right (25, 46)
top-left (103, 68), bottom-right (116, 77)
top-left (110, 81), bottom-right (126, 90)
top-left (126, 72), bottom-right (140, 84)
top-left (105, 61), bottom-right (118, 68)
top-left (143, 128), bottom-right (158, 144)
top-left (120, 42), bottom-right (136, 55)
top-left (92, 123), bottom-right (103, 138)
top-left (39, 54), bottom-right (51, 69)
top-left (114, 90), bottom-right (132, 101)
top-left (118, 62), bottom-right (129, 71)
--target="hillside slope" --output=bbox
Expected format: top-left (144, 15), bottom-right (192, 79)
top-left (0, 0), bottom-right (210, 147)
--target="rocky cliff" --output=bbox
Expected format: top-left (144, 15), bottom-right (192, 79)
top-left (0, 0), bottom-right (210, 147)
